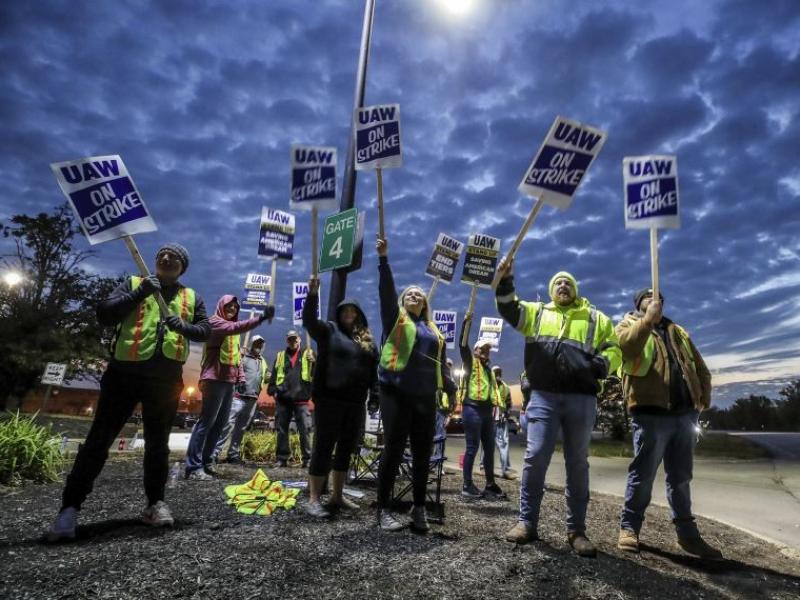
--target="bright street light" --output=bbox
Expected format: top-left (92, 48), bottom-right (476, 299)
top-left (186, 386), bottom-right (195, 397)
top-left (3, 271), bottom-right (23, 287)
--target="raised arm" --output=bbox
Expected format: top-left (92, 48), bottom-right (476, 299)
top-left (377, 237), bottom-right (399, 334)
top-left (302, 278), bottom-right (332, 342)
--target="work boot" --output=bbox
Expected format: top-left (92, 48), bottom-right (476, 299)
top-left (500, 470), bottom-right (518, 480)
top-left (141, 501), bottom-right (175, 527)
top-left (678, 535), bottom-right (723, 560)
top-left (568, 532), bottom-right (597, 558)
top-left (185, 469), bottom-right (213, 481)
top-left (203, 466), bottom-right (220, 478)
top-left (46, 507), bottom-right (77, 542)
top-left (617, 528), bottom-right (640, 553)
top-left (377, 509), bottom-right (404, 532)
top-left (224, 456), bottom-right (244, 465)
top-left (505, 521), bottom-right (537, 544)
top-left (461, 482), bottom-right (483, 498)
top-left (304, 500), bottom-right (332, 519)
top-left (410, 506), bottom-right (429, 533)
top-left (483, 482), bottom-right (508, 500)
top-left (276, 459), bottom-right (288, 468)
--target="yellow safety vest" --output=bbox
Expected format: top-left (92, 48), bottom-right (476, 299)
top-left (464, 359), bottom-right (500, 404)
top-left (379, 307), bottom-right (444, 390)
top-left (274, 349), bottom-right (313, 385)
top-left (114, 276), bottom-right (195, 363)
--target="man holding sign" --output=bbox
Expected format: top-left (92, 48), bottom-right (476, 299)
top-left (47, 244), bottom-right (210, 541)
top-left (495, 262), bottom-right (620, 557)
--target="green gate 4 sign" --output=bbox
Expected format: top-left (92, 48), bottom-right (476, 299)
top-left (319, 207), bottom-right (357, 272)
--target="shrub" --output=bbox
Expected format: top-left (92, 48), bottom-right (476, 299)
top-left (240, 431), bottom-right (311, 464)
top-left (0, 411), bottom-right (64, 486)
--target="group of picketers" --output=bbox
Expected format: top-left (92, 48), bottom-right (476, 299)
top-left (45, 238), bottom-right (723, 561)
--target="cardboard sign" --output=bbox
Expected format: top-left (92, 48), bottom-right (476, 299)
top-left (292, 281), bottom-right (321, 326)
top-left (461, 234), bottom-right (501, 288)
top-left (623, 155), bottom-right (680, 230)
top-left (290, 144), bottom-right (337, 210)
top-left (354, 103), bottom-right (402, 170)
top-left (258, 207), bottom-right (295, 260)
top-left (433, 310), bottom-right (457, 350)
top-left (319, 208), bottom-right (358, 272)
top-left (41, 362), bottom-right (67, 386)
top-left (479, 317), bottom-right (503, 352)
top-left (50, 155), bottom-right (157, 245)
top-left (240, 289), bottom-right (269, 312)
top-left (518, 116), bottom-right (608, 210)
top-left (425, 233), bottom-right (464, 283)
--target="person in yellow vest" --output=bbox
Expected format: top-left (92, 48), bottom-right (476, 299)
top-left (616, 288), bottom-right (721, 559)
top-left (185, 294), bottom-right (273, 480)
top-left (432, 358), bottom-right (455, 461)
top-left (496, 261), bottom-right (621, 557)
top-left (459, 315), bottom-right (507, 500)
top-left (492, 366), bottom-right (515, 480)
top-left (375, 236), bottom-right (456, 532)
top-left (47, 243), bottom-right (210, 542)
top-left (267, 330), bottom-right (315, 468)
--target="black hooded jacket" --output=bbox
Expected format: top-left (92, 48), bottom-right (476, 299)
top-left (302, 292), bottom-right (379, 403)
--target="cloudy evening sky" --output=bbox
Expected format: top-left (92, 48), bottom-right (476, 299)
top-left (2, 0), bottom-right (799, 406)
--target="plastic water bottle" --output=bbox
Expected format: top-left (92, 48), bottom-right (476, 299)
top-left (167, 462), bottom-right (181, 489)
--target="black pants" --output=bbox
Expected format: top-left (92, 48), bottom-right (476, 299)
top-left (377, 385), bottom-right (436, 508)
top-left (309, 396), bottom-right (365, 477)
top-left (62, 367), bottom-right (182, 510)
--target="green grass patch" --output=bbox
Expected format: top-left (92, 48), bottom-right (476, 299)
top-left (0, 411), bottom-right (64, 486)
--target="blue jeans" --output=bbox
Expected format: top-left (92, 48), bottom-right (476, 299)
top-left (213, 396), bottom-right (258, 462)
top-left (432, 410), bottom-right (448, 460)
top-left (620, 411), bottom-right (700, 538)
top-left (496, 420), bottom-right (511, 474)
top-left (462, 402), bottom-right (495, 485)
top-left (519, 390), bottom-right (596, 533)
top-left (185, 379), bottom-right (234, 473)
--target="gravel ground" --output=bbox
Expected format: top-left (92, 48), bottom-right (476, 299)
top-left (1, 455), bottom-right (798, 599)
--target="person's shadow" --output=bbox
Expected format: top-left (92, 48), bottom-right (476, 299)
top-left (28, 518), bottom-right (194, 546)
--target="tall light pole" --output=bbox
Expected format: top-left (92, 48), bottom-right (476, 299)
top-left (326, 0), bottom-right (377, 320)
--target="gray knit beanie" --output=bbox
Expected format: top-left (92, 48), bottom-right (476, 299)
top-left (157, 243), bottom-right (190, 275)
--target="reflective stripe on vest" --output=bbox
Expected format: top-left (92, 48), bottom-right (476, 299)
top-left (521, 301), bottom-right (598, 353)
top-left (379, 308), bottom-right (445, 390)
top-left (466, 359), bottom-right (499, 403)
top-left (274, 349), bottom-right (313, 385)
top-left (622, 324), bottom-right (695, 377)
top-left (114, 276), bottom-right (195, 363)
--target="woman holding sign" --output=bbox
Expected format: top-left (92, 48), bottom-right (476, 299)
top-left (375, 236), bottom-right (456, 532)
top-left (301, 278), bottom-right (379, 519)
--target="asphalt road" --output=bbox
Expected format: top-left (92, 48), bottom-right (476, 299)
top-left (445, 434), bottom-right (800, 552)
top-left (728, 432), bottom-right (800, 461)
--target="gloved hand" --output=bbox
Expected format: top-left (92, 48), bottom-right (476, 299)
top-left (164, 315), bottom-right (185, 333)
top-left (590, 353), bottom-right (610, 380)
top-left (139, 275), bottom-right (161, 296)
top-left (258, 305), bottom-right (276, 323)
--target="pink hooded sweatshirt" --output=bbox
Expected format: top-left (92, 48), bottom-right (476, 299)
top-left (199, 294), bottom-right (263, 383)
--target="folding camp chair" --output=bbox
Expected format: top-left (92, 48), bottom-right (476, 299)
top-left (391, 433), bottom-right (448, 522)
top-left (349, 411), bottom-right (384, 484)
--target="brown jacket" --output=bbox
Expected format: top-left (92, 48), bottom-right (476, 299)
top-left (616, 313), bottom-right (712, 411)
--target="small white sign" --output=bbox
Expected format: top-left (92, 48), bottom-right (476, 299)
top-left (623, 155), bottom-right (680, 230)
top-left (244, 273), bottom-right (272, 291)
top-left (478, 317), bottom-right (503, 352)
top-left (433, 310), bottom-right (458, 350)
top-left (41, 362), bottom-right (67, 386)
top-left (354, 103), bottom-right (402, 170)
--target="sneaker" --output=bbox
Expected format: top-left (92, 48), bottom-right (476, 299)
top-left (304, 500), bottom-right (332, 519)
top-left (46, 507), bottom-right (77, 542)
top-left (568, 532), bottom-right (597, 558)
top-left (483, 482), bottom-right (508, 500)
top-left (500, 471), bottom-right (518, 480)
top-left (618, 528), bottom-right (640, 553)
top-left (505, 521), bottom-right (537, 544)
top-left (204, 466), bottom-right (220, 478)
top-left (324, 496), bottom-right (360, 512)
top-left (678, 535), bottom-right (723, 560)
top-left (224, 456), bottom-right (244, 465)
top-left (377, 509), bottom-right (404, 532)
top-left (461, 483), bottom-right (483, 498)
top-left (276, 459), bottom-right (288, 468)
top-left (186, 469), bottom-right (214, 481)
top-left (410, 506), bottom-right (429, 532)
top-left (141, 501), bottom-right (175, 527)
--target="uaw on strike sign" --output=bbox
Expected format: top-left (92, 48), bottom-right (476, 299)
top-left (290, 145), bottom-right (337, 210)
top-left (519, 116), bottom-right (607, 210)
top-left (623, 155), bottom-right (680, 230)
top-left (50, 155), bottom-right (157, 244)
top-left (354, 104), bottom-right (401, 170)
